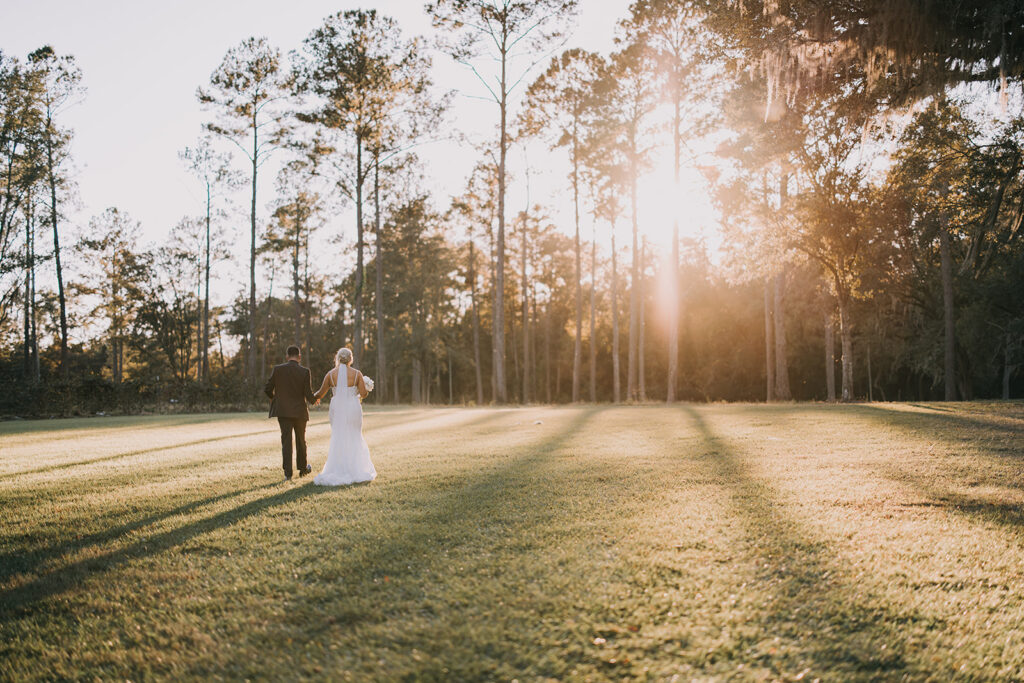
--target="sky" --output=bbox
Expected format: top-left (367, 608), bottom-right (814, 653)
top-left (2, 0), bottom-right (720, 306)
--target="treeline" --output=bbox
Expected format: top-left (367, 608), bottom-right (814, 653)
top-left (1, 1), bottom-right (1022, 416)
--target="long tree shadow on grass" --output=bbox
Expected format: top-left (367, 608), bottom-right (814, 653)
top-left (300, 405), bottom-right (604, 597)
top-left (1, 407), bottom-right (505, 503)
top-left (0, 413), bottom-right (271, 437)
top-left (0, 410), bottom-right (516, 591)
top-left (680, 405), bottom-right (935, 679)
top-left (846, 404), bottom-right (1024, 534)
top-left (0, 429), bottom-right (286, 482)
top-left (0, 481), bottom-right (276, 587)
top-left (0, 409), bottom-right (567, 622)
top-left (210, 406), bottom-right (608, 679)
top-left (716, 401), bottom-right (1024, 440)
top-left (849, 403), bottom-right (1024, 445)
top-left (0, 482), bottom-right (336, 617)
top-left (1, 410), bottom-right (510, 510)
top-left (0, 407), bottom-right (471, 482)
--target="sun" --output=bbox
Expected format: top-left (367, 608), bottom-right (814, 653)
top-left (633, 151), bottom-right (720, 326)
top-left (637, 151), bottom-right (717, 251)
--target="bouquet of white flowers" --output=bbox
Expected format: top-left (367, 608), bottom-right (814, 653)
top-left (363, 376), bottom-right (375, 392)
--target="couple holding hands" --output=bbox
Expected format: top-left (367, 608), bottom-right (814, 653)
top-left (264, 344), bottom-right (376, 486)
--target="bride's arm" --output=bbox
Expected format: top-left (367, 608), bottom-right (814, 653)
top-left (356, 371), bottom-right (369, 400)
top-left (314, 370), bottom-right (333, 401)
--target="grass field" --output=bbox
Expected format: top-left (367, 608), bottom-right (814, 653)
top-left (2, 402), bottom-right (1024, 681)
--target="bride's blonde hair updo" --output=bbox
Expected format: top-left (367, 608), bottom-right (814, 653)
top-left (335, 347), bottom-right (353, 367)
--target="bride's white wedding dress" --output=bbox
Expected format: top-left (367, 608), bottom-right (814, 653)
top-left (314, 369), bottom-right (376, 486)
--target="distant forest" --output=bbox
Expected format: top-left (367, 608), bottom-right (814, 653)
top-left (2, 0), bottom-right (1023, 415)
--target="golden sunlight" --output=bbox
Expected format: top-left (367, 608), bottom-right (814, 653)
top-left (637, 154), bottom-right (717, 326)
top-left (637, 154), bottom-right (716, 250)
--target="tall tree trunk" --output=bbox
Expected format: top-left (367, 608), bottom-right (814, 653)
top-left (522, 213), bottom-right (530, 404)
top-left (572, 130), bottom-right (582, 403)
top-left (113, 336), bottom-right (121, 384)
top-left (292, 208), bottom-right (301, 345)
top-left (837, 286), bottom-right (854, 402)
top-left (215, 316), bottom-right (226, 374)
top-left (426, 357), bottom-right (432, 404)
top-left (304, 223), bottom-right (314, 372)
top-left (866, 341), bottom-right (874, 401)
top-left (426, 356), bottom-right (433, 404)
top-left (612, 229), bottom-right (621, 403)
top-left (532, 282), bottom-right (539, 403)
top-left (957, 348), bottom-right (972, 400)
top-left (493, 36), bottom-right (508, 404)
top-left (21, 244), bottom-right (28, 377)
top-left (668, 93), bottom-right (681, 403)
top-left (773, 174), bottom-right (792, 400)
top-left (261, 266), bottom-right (274, 383)
top-left (374, 153), bottom-right (386, 403)
top-left (46, 137), bottom-right (68, 377)
top-left (773, 271), bottom-right (792, 400)
top-left (22, 197), bottom-right (32, 378)
top-left (939, 227), bottom-right (957, 401)
top-left (202, 180), bottom-right (211, 382)
top-left (247, 115), bottom-right (258, 389)
top-left (112, 266), bottom-right (122, 385)
top-left (195, 251), bottom-right (202, 380)
top-left (470, 239), bottom-right (483, 405)
top-left (354, 135), bottom-right (365, 368)
top-left (488, 213), bottom-right (497, 403)
top-left (589, 226), bottom-right (597, 402)
top-left (824, 304), bottom-right (836, 401)
top-left (511, 294), bottom-right (519, 400)
top-left (448, 349), bottom-right (453, 404)
top-left (31, 234), bottom-right (39, 382)
top-left (1004, 333), bottom-right (1014, 400)
top-left (544, 290), bottom-right (552, 403)
top-left (29, 197), bottom-right (39, 383)
top-left (639, 238), bottom-right (647, 401)
top-left (627, 133), bottom-right (639, 401)
top-left (764, 279), bottom-right (775, 401)
top-left (412, 357), bottom-right (422, 404)
top-left (556, 360), bottom-right (561, 400)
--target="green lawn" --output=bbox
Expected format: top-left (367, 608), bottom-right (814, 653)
top-left (2, 402), bottom-right (1024, 680)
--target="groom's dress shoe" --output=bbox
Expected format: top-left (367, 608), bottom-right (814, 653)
top-left (298, 464), bottom-right (312, 477)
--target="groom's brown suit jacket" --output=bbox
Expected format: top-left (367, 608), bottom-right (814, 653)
top-left (264, 360), bottom-right (316, 420)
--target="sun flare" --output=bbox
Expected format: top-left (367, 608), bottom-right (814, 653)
top-left (637, 154), bottom-right (717, 250)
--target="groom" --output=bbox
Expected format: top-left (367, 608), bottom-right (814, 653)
top-left (264, 345), bottom-right (317, 480)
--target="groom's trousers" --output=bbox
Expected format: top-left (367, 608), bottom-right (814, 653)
top-left (277, 417), bottom-right (308, 477)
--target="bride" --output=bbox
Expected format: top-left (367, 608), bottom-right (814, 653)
top-left (312, 347), bottom-right (376, 486)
